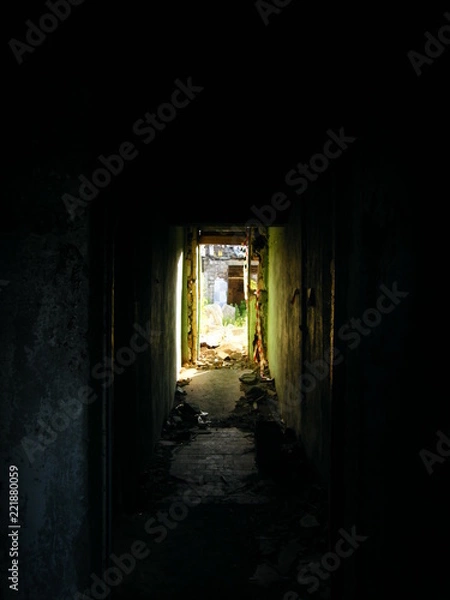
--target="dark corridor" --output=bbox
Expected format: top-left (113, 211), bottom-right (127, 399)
top-left (1, 3), bottom-right (449, 600)
top-left (111, 368), bottom-right (329, 600)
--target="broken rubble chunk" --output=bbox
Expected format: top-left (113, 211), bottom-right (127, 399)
top-left (197, 415), bottom-right (211, 429)
top-left (203, 303), bottom-right (223, 326)
top-left (300, 514), bottom-right (320, 528)
top-left (177, 401), bottom-right (202, 416)
top-left (239, 372), bottom-right (258, 385)
top-left (249, 563), bottom-right (282, 586)
top-left (258, 375), bottom-right (274, 383)
top-left (245, 385), bottom-right (268, 397)
top-left (221, 304), bottom-right (236, 321)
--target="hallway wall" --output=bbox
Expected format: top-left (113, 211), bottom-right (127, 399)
top-left (2, 4), bottom-right (447, 594)
top-left (331, 127), bottom-right (419, 598)
top-left (0, 154), bottom-right (103, 599)
top-left (266, 223), bottom-right (302, 433)
top-left (112, 199), bottom-right (184, 513)
top-left (264, 122), bottom-right (432, 597)
top-left (267, 178), bottom-right (335, 484)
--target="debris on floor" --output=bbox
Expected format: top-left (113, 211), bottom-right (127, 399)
top-left (210, 367), bottom-right (284, 432)
top-left (165, 398), bottom-right (212, 434)
top-left (197, 318), bottom-right (250, 370)
top-left (130, 367), bottom-right (329, 600)
top-left (197, 344), bottom-right (250, 370)
top-left (239, 372), bottom-right (258, 385)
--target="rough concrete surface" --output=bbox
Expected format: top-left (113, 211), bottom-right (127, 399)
top-left (111, 367), bottom-right (329, 600)
top-left (178, 368), bottom-right (251, 418)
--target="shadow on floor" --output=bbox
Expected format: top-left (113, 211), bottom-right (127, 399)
top-left (109, 370), bottom-right (329, 600)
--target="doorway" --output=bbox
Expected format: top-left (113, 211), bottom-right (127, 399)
top-left (197, 238), bottom-right (258, 369)
top-left (182, 225), bottom-right (260, 371)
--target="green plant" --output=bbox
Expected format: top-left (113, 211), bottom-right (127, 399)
top-left (221, 303), bottom-right (247, 326)
top-left (234, 302), bottom-right (247, 327)
top-left (235, 315), bottom-right (246, 326)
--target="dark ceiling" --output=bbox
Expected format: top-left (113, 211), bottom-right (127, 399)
top-left (4, 2), bottom-right (449, 225)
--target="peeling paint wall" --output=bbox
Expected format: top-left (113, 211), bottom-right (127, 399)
top-left (184, 227), bottom-right (199, 365)
top-left (248, 230), bottom-right (269, 373)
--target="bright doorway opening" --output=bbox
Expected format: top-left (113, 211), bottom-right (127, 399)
top-left (196, 231), bottom-right (258, 370)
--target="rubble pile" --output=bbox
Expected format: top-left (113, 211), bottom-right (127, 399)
top-left (198, 306), bottom-right (249, 370)
top-left (197, 342), bottom-right (250, 370)
top-left (137, 380), bottom-right (212, 507)
top-left (209, 368), bottom-right (284, 432)
top-left (160, 382), bottom-right (212, 440)
top-left (137, 371), bottom-right (330, 599)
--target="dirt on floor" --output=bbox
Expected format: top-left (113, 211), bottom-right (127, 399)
top-left (110, 365), bottom-right (330, 600)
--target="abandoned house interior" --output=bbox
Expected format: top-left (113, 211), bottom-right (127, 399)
top-left (1, 3), bottom-right (448, 600)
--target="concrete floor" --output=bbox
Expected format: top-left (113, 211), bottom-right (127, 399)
top-left (178, 367), bottom-right (249, 418)
top-left (168, 427), bottom-right (269, 504)
top-left (111, 368), bottom-right (329, 600)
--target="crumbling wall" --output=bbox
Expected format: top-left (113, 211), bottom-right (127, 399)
top-left (184, 227), bottom-right (199, 364)
top-left (249, 230), bottom-right (269, 374)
